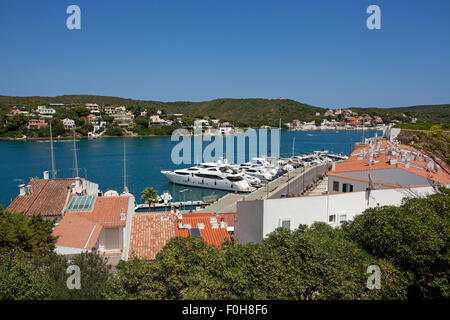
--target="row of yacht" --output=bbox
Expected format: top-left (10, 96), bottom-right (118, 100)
top-left (161, 151), bottom-right (348, 193)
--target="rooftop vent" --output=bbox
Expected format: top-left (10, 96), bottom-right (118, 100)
top-left (161, 216), bottom-right (169, 222)
top-left (25, 185), bottom-right (33, 195)
top-left (19, 184), bottom-right (26, 196)
top-left (184, 223), bottom-right (191, 229)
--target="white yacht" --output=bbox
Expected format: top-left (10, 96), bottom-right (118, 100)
top-left (161, 162), bottom-right (254, 192)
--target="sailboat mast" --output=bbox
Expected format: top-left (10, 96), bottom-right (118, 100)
top-left (49, 120), bottom-right (56, 179)
top-left (279, 118), bottom-right (282, 159)
top-left (123, 140), bottom-right (127, 192)
top-left (292, 137), bottom-right (295, 158)
top-left (72, 130), bottom-right (79, 177)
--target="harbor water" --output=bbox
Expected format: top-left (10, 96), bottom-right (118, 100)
top-left (0, 129), bottom-right (381, 208)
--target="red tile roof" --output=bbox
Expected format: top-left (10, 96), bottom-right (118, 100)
top-left (331, 143), bottom-right (450, 185)
top-left (53, 195), bottom-right (131, 250)
top-left (176, 213), bottom-right (230, 247)
top-left (128, 212), bottom-right (177, 260)
top-left (7, 178), bottom-right (77, 217)
top-left (53, 213), bottom-right (102, 250)
top-left (217, 212), bottom-right (237, 228)
top-left (128, 212), bottom-right (232, 260)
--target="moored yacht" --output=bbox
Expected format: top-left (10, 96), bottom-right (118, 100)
top-left (161, 163), bottom-right (254, 192)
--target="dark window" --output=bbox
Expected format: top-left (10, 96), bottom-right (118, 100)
top-left (195, 173), bottom-right (223, 180)
top-left (227, 176), bottom-right (243, 182)
top-left (281, 220), bottom-right (291, 229)
top-left (333, 181), bottom-right (340, 192)
top-left (343, 183), bottom-right (353, 192)
top-left (175, 171), bottom-right (189, 176)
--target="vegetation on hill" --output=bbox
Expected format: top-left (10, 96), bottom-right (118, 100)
top-left (1, 95), bottom-right (448, 129)
top-left (351, 105), bottom-right (450, 124)
top-left (2, 188), bottom-right (448, 300)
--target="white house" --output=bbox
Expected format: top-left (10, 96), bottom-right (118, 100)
top-left (235, 185), bottom-right (435, 244)
top-left (235, 140), bottom-right (450, 244)
top-left (86, 103), bottom-right (100, 113)
top-left (62, 118), bottom-right (76, 129)
top-left (37, 106), bottom-right (56, 115)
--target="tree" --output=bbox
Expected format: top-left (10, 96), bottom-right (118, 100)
top-left (107, 223), bottom-right (409, 300)
top-left (0, 249), bottom-right (52, 299)
top-left (140, 187), bottom-right (158, 206)
top-left (6, 113), bottom-right (28, 131)
top-left (411, 125), bottom-right (450, 164)
top-left (0, 210), bottom-right (57, 256)
top-left (74, 106), bottom-right (90, 117)
top-left (343, 188), bottom-right (450, 299)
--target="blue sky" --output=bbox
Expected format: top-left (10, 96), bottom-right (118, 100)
top-left (0, 0), bottom-right (449, 108)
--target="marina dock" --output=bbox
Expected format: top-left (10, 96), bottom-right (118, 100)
top-left (198, 163), bottom-right (330, 214)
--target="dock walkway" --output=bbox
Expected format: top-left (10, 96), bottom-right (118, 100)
top-left (199, 163), bottom-right (330, 214)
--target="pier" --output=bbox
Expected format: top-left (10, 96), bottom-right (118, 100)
top-left (135, 200), bottom-right (208, 211)
top-left (198, 163), bottom-right (330, 214)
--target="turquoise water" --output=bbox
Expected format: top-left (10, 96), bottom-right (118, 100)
top-left (0, 130), bottom-right (380, 207)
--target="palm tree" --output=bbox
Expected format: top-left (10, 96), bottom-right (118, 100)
top-left (141, 187), bottom-right (158, 207)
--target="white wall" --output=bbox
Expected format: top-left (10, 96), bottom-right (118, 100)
top-left (236, 186), bottom-right (435, 243)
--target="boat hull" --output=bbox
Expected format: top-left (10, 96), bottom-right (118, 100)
top-left (161, 171), bottom-right (254, 193)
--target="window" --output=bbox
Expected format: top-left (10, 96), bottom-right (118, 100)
top-left (339, 214), bottom-right (347, 223)
top-left (227, 176), bottom-right (243, 182)
top-left (66, 195), bottom-right (96, 211)
top-left (280, 219), bottom-right (291, 229)
top-left (342, 183), bottom-right (353, 192)
top-left (328, 214), bottom-right (336, 223)
top-left (333, 181), bottom-right (340, 192)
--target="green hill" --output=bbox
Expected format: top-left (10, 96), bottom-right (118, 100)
top-left (0, 95), bottom-right (448, 126)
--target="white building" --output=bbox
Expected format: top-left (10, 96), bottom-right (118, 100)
top-left (62, 118), bottom-right (76, 129)
top-left (86, 103), bottom-right (100, 113)
top-left (37, 105), bottom-right (56, 115)
top-left (235, 141), bottom-right (450, 244)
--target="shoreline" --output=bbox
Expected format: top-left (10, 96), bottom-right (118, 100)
top-left (0, 127), bottom-right (382, 141)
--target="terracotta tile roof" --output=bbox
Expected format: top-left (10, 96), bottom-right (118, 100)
top-left (176, 213), bottom-right (230, 247)
top-left (53, 195), bottom-right (131, 250)
top-left (6, 178), bottom-right (77, 217)
top-left (128, 212), bottom-right (177, 260)
top-left (217, 212), bottom-right (237, 227)
top-left (53, 213), bottom-right (102, 250)
top-left (70, 196), bottom-right (130, 227)
top-left (333, 143), bottom-right (450, 185)
top-left (128, 212), bottom-right (232, 260)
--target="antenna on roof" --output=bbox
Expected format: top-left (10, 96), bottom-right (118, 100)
top-left (72, 130), bottom-right (79, 178)
top-left (49, 120), bottom-right (57, 179)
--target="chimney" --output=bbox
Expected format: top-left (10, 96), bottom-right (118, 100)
top-left (43, 171), bottom-right (49, 180)
top-left (120, 208), bottom-right (126, 221)
top-left (331, 162), bottom-right (336, 171)
top-left (25, 185), bottom-right (33, 195)
top-left (19, 184), bottom-right (26, 196)
top-left (75, 177), bottom-right (81, 188)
